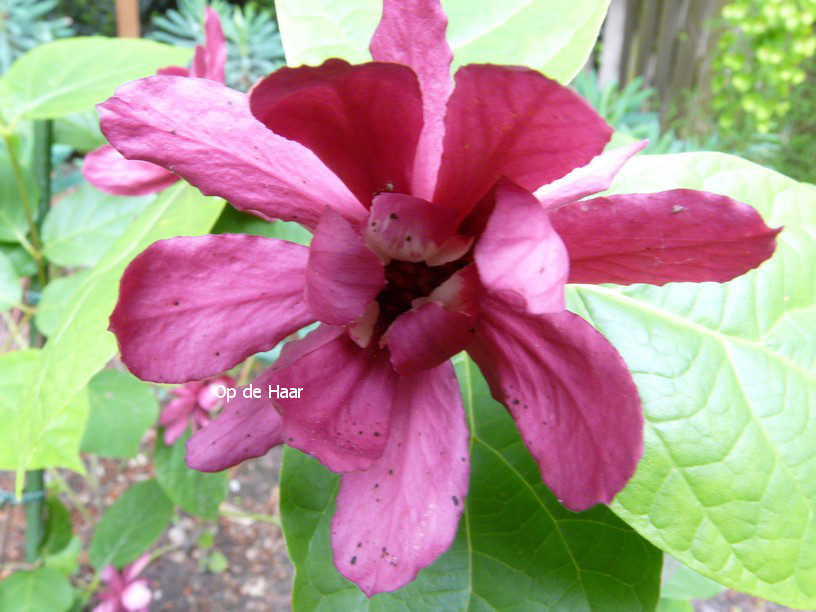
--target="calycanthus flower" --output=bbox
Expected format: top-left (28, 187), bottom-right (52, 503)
top-left (94, 553), bottom-right (153, 612)
top-left (82, 7), bottom-right (226, 196)
top-left (99, 0), bottom-right (779, 597)
top-left (159, 375), bottom-right (235, 444)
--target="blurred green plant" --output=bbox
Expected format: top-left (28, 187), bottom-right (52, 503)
top-left (771, 54), bottom-right (816, 183)
top-left (712, 0), bottom-right (816, 135)
top-left (0, 0), bottom-right (73, 74)
top-left (148, 0), bottom-right (285, 91)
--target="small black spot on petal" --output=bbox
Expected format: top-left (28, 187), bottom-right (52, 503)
top-left (350, 556), bottom-right (357, 565)
top-left (452, 495), bottom-right (459, 506)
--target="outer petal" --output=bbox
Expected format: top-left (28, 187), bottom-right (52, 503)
top-left (434, 64), bottom-right (612, 219)
top-left (162, 414), bottom-right (191, 446)
top-left (156, 65), bottom-right (189, 77)
top-left (99, 76), bottom-right (365, 228)
top-left (83, 145), bottom-right (178, 196)
top-left (123, 553), bottom-right (151, 582)
top-left (534, 140), bottom-right (648, 209)
top-left (249, 59), bottom-right (423, 204)
top-left (474, 179), bottom-right (568, 314)
top-left (331, 361), bottom-right (469, 596)
top-left (158, 395), bottom-right (194, 428)
top-left (364, 192), bottom-right (457, 263)
top-left (202, 7), bottom-right (227, 83)
top-left (549, 189), bottom-right (781, 285)
top-left (186, 375), bottom-right (284, 472)
top-left (370, 0), bottom-right (453, 200)
top-left (468, 295), bottom-right (642, 511)
top-left (267, 327), bottom-right (398, 472)
top-left (305, 208), bottom-right (385, 325)
top-left (110, 234), bottom-right (314, 383)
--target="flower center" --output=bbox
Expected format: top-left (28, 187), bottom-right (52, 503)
top-left (376, 259), bottom-right (466, 327)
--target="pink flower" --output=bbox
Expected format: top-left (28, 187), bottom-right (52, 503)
top-left (159, 375), bottom-right (235, 445)
top-left (100, 0), bottom-right (778, 596)
top-left (82, 7), bottom-right (226, 196)
top-left (93, 553), bottom-right (152, 612)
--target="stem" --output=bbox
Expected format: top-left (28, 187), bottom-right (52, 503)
top-left (22, 470), bottom-right (45, 562)
top-left (22, 120), bottom-right (53, 563)
top-left (1, 133), bottom-right (46, 287)
top-left (219, 504), bottom-right (281, 525)
top-left (47, 469), bottom-right (93, 524)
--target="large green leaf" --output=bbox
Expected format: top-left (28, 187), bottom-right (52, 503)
top-left (88, 479), bottom-right (173, 569)
top-left (0, 350), bottom-right (88, 473)
top-left (154, 429), bottom-right (228, 520)
top-left (80, 369), bottom-right (159, 459)
top-left (1, 37), bottom-right (192, 122)
top-left (562, 153), bottom-right (816, 608)
top-left (14, 184), bottom-right (223, 484)
top-left (276, 0), bottom-right (608, 83)
top-left (53, 110), bottom-right (106, 153)
top-left (0, 250), bottom-right (21, 311)
top-left (42, 184), bottom-right (153, 268)
top-left (280, 356), bottom-right (662, 610)
top-left (0, 568), bottom-right (74, 612)
top-left (34, 271), bottom-right (90, 337)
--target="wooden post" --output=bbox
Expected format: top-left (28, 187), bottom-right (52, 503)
top-left (115, 0), bottom-right (141, 38)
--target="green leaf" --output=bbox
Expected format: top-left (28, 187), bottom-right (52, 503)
top-left (2, 37), bottom-right (192, 122)
top-left (656, 599), bottom-right (693, 612)
top-left (0, 568), bottom-right (74, 612)
top-left (0, 132), bottom-right (37, 244)
top-left (40, 496), bottom-right (73, 557)
top-left (276, 0), bottom-right (608, 83)
top-left (44, 536), bottom-right (82, 577)
top-left (42, 184), bottom-right (153, 268)
top-left (661, 557), bottom-right (726, 601)
top-left (80, 369), bottom-right (159, 459)
top-left (0, 244), bottom-right (37, 277)
top-left (89, 479), bottom-right (173, 569)
top-left (14, 183), bottom-right (223, 484)
top-left (0, 349), bottom-right (89, 473)
top-left (33, 271), bottom-right (90, 337)
top-left (53, 110), bottom-right (106, 153)
top-left (562, 152), bottom-right (816, 608)
top-left (0, 250), bottom-right (21, 311)
top-left (280, 356), bottom-right (662, 610)
top-left (212, 206), bottom-right (312, 245)
top-left (154, 428), bottom-right (227, 520)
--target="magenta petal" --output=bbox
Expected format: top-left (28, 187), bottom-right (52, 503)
top-left (121, 580), bottom-right (152, 611)
top-left (370, 0), bottom-right (453, 200)
top-left (110, 234), bottom-right (314, 383)
top-left (534, 140), bottom-right (648, 209)
top-left (158, 395), bottom-right (194, 427)
top-left (186, 376), bottom-right (284, 473)
top-left (83, 145), bottom-right (178, 196)
top-left (469, 295), bottom-right (642, 511)
top-left (549, 189), bottom-right (782, 285)
top-left (434, 64), bottom-right (612, 220)
top-left (364, 193), bottom-right (457, 263)
top-left (331, 361), bottom-right (469, 596)
top-left (202, 7), bottom-right (227, 83)
top-left (249, 59), bottom-right (423, 204)
top-left (268, 328), bottom-right (398, 472)
top-left (99, 76), bottom-right (365, 228)
top-left (475, 179), bottom-right (568, 314)
top-left (305, 208), bottom-right (385, 325)
top-left (386, 302), bottom-right (474, 374)
top-left (163, 414), bottom-right (191, 446)
top-left (123, 553), bottom-right (151, 582)
top-left (156, 65), bottom-right (189, 77)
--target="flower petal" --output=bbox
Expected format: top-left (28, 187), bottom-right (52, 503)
top-left (468, 295), bottom-right (643, 511)
top-left (158, 395), bottom-right (194, 428)
top-left (156, 65), bottom-right (189, 77)
top-left (121, 580), bottom-right (152, 611)
top-left (202, 7), bottom-right (226, 83)
top-left (474, 179), bottom-right (568, 314)
top-left (186, 375), bottom-right (284, 472)
top-left (370, 0), bottom-right (453, 200)
top-left (268, 326), bottom-right (398, 472)
top-left (364, 192), bottom-right (457, 263)
top-left (534, 140), bottom-right (648, 209)
top-left (123, 553), bottom-right (151, 582)
top-left (434, 64), bottom-right (612, 220)
top-left (110, 234), bottom-right (313, 383)
top-left (331, 361), bottom-right (469, 597)
top-left (549, 189), bottom-right (782, 285)
top-left (162, 415), bottom-right (191, 446)
top-left (249, 59), bottom-right (423, 204)
top-left (305, 208), bottom-right (385, 325)
top-left (82, 145), bottom-right (178, 196)
top-left (385, 302), bottom-right (473, 374)
top-left (99, 76), bottom-right (365, 228)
